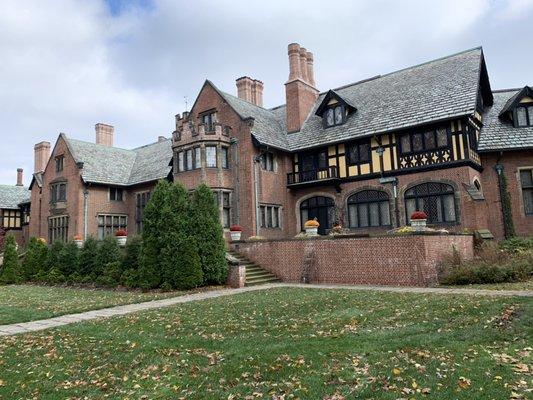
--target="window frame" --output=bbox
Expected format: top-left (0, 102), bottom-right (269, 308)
top-left (50, 182), bottom-right (67, 203)
top-left (323, 104), bottom-right (345, 128)
top-left (206, 145), bottom-right (217, 168)
top-left (399, 127), bottom-right (450, 156)
top-left (109, 187), bottom-right (124, 202)
top-left (404, 182), bottom-right (457, 224)
top-left (346, 141), bottom-right (371, 166)
top-left (260, 151), bottom-right (275, 171)
top-left (55, 155), bottom-right (64, 172)
top-left (48, 215), bottom-right (69, 243)
top-left (259, 204), bottom-right (282, 229)
top-left (519, 168), bottom-right (533, 216)
top-left (347, 190), bottom-right (391, 228)
top-left (514, 104), bottom-right (533, 127)
top-left (135, 191), bottom-right (151, 233)
top-left (201, 111), bottom-right (217, 132)
top-left (221, 146), bottom-right (229, 169)
top-left (0, 209), bottom-right (22, 229)
top-left (97, 213), bottom-right (128, 240)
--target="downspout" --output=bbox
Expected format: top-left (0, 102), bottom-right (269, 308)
top-left (253, 154), bottom-right (262, 236)
top-left (83, 186), bottom-right (89, 240)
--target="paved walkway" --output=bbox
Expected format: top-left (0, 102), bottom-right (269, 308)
top-left (1, 283), bottom-right (531, 337)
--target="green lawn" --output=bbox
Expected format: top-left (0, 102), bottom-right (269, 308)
top-left (0, 288), bottom-right (531, 399)
top-left (442, 280), bottom-right (533, 291)
top-left (0, 284), bottom-right (184, 325)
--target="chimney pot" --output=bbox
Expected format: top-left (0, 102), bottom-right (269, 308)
top-left (95, 123), bottom-right (114, 147)
top-left (16, 168), bottom-right (23, 186)
top-left (236, 76), bottom-right (263, 107)
top-left (306, 51), bottom-right (316, 87)
top-left (287, 43), bottom-right (302, 81)
top-left (158, 136), bottom-right (166, 142)
top-left (299, 47), bottom-right (309, 83)
top-left (34, 141), bottom-right (51, 173)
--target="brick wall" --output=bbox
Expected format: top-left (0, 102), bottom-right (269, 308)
top-left (231, 234), bottom-right (473, 287)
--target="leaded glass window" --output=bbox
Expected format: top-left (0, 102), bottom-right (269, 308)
top-left (206, 146), bottom-right (217, 168)
top-left (347, 190), bottom-right (390, 228)
top-left (404, 182), bottom-right (456, 223)
top-left (520, 169), bottom-right (533, 215)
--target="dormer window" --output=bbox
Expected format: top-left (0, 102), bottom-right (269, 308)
top-left (324, 105), bottom-right (345, 127)
top-left (516, 105), bottom-right (533, 127)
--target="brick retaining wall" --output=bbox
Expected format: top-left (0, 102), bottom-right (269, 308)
top-left (231, 234), bottom-right (473, 287)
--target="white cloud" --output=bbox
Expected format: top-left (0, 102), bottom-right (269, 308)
top-left (0, 0), bottom-right (531, 186)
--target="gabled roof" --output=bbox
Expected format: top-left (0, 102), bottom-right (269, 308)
top-left (478, 89), bottom-right (533, 152)
top-left (288, 47), bottom-right (489, 151)
top-left (204, 80), bottom-right (289, 150)
top-left (498, 86), bottom-right (533, 120)
top-left (315, 89), bottom-right (357, 116)
top-left (62, 134), bottom-right (173, 186)
top-left (0, 185), bottom-right (30, 209)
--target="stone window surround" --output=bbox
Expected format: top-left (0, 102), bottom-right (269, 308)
top-left (517, 166), bottom-right (533, 217)
top-left (174, 142), bottom-right (230, 172)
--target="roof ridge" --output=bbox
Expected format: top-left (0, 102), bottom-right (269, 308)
top-left (325, 47), bottom-right (483, 95)
top-left (132, 138), bottom-right (171, 151)
top-left (492, 88), bottom-right (523, 93)
top-left (67, 136), bottom-right (135, 153)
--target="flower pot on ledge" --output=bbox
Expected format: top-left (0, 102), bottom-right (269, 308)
top-left (115, 230), bottom-right (128, 246)
top-left (410, 211), bottom-right (428, 232)
top-left (229, 225), bottom-right (242, 241)
top-left (73, 235), bottom-right (83, 248)
top-left (304, 219), bottom-right (320, 236)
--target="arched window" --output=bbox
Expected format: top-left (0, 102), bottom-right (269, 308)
top-left (300, 196), bottom-right (335, 234)
top-left (347, 190), bottom-right (390, 228)
top-left (404, 182), bottom-right (456, 223)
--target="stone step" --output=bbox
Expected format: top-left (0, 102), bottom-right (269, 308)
top-left (245, 276), bottom-right (281, 286)
top-left (246, 270), bottom-right (275, 279)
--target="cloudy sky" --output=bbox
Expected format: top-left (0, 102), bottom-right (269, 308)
top-left (1, 0), bottom-right (532, 186)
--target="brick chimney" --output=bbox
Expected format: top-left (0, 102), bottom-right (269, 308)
top-left (34, 141), bottom-right (51, 173)
top-left (16, 168), bottom-right (23, 186)
top-left (236, 76), bottom-right (263, 107)
top-left (285, 43), bottom-right (319, 133)
top-left (95, 123), bottom-right (114, 147)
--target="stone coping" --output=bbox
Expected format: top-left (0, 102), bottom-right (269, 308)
top-left (232, 232), bottom-right (472, 244)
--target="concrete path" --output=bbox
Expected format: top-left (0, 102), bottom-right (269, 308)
top-left (1, 283), bottom-right (531, 337)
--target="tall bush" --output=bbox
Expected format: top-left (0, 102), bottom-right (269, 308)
top-left (59, 241), bottom-right (79, 279)
top-left (138, 180), bottom-right (171, 289)
top-left (0, 234), bottom-right (21, 284)
top-left (45, 240), bottom-right (64, 274)
top-left (95, 235), bottom-right (121, 279)
top-left (120, 235), bottom-right (142, 288)
top-left (78, 236), bottom-right (98, 280)
top-left (189, 184), bottom-right (227, 284)
top-left (22, 237), bottom-right (48, 281)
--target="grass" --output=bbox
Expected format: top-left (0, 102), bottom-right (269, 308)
top-left (0, 287), bottom-right (531, 399)
top-left (441, 280), bottom-right (533, 291)
top-left (0, 284), bottom-right (185, 325)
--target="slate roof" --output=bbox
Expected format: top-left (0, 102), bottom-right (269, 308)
top-left (288, 47), bottom-right (485, 151)
top-left (215, 87), bottom-right (289, 150)
top-left (0, 185), bottom-right (30, 209)
top-left (478, 89), bottom-right (533, 152)
top-left (214, 48), bottom-right (490, 152)
top-left (63, 134), bottom-right (173, 186)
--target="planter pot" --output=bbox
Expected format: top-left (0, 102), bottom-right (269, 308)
top-left (230, 231), bottom-right (242, 241)
top-left (73, 239), bottom-right (83, 248)
top-left (116, 236), bottom-right (127, 246)
top-left (410, 219), bottom-right (427, 232)
top-left (305, 227), bottom-right (318, 236)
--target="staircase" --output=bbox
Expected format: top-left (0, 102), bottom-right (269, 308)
top-left (227, 250), bottom-right (281, 286)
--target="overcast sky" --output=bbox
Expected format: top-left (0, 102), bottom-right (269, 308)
top-left (1, 0), bottom-right (532, 186)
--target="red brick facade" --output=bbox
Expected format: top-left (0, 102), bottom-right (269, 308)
top-left (231, 234), bottom-right (473, 287)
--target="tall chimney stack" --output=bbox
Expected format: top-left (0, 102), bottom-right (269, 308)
top-left (16, 168), bottom-right (23, 186)
top-left (285, 43), bottom-right (319, 133)
top-left (95, 123), bottom-right (114, 147)
top-left (236, 77), bottom-right (263, 107)
top-left (34, 141), bottom-right (51, 173)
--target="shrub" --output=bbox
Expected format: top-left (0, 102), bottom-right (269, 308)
top-left (304, 219), bottom-right (320, 228)
top-left (45, 240), bottom-right (64, 274)
top-left (59, 241), bottom-right (80, 279)
top-left (47, 267), bottom-right (66, 284)
top-left (0, 234), bottom-right (21, 284)
top-left (138, 180), bottom-right (171, 290)
top-left (499, 237), bottom-right (533, 254)
top-left (78, 236), bottom-right (98, 279)
top-left (22, 237), bottom-right (49, 281)
top-left (95, 236), bottom-right (122, 279)
top-left (439, 240), bottom-right (533, 285)
top-left (96, 261), bottom-right (122, 287)
top-left (122, 235), bottom-right (142, 273)
top-left (163, 237), bottom-right (202, 290)
top-left (189, 184), bottom-right (227, 284)
top-left (121, 268), bottom-right (138, 289)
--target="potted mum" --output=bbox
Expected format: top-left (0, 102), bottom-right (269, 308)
top-left (115, 229), bottom-right (127, 246)
top-left (304, 218), bottom-right (320, 236)
top-left (229, 225), bottom-right (242, 241)
top-left (73, 234), bottom-right (83, 248)
top-left (410, 211), bottom-right (428, 232)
